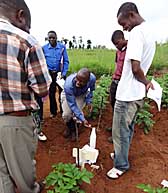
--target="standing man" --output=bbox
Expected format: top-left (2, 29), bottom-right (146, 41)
top-left (61, 68), bottom-right (96, 141)
top-left (106, 30), bottom-right (127, 142)
top-left (107, 2), bottom-right (155, 179)
top-left (0, 0), bottom-right (51, 192)
top-left (43, 31), bottom-right (69, 118)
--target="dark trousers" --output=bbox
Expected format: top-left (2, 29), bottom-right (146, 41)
top-left (49, 70), bottom-right (63, 115)
top-left (36, 96), bottom-right (43, 121)
top-left (110, 80), bottom-right (119, 111)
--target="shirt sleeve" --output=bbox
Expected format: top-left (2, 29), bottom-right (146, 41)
top-left (27, 44), bottom-right (51, 97)
top-left (126, 28), bottom-right (144, 62)
top-left (65, 89), bottom-right (85, 122)
top-left (61, 46), bottom-right (69, 77)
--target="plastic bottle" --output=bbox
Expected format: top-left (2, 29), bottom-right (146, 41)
top-left (89, 127), bottom-right (96, 149)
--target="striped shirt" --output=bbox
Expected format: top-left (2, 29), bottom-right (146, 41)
top-left (0, 19), bottom-right (51, 114)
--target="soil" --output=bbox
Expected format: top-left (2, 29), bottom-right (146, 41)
top-left (36, 96), bottom-right (168, 193)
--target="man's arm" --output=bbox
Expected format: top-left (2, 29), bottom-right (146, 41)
top-left (61, 46), bottom-right (69, 77)
top-left (131, 59), bottom-right (153, 90)
top-left (65, 92), bottom-right (85, 122)
top-left (28, 44), bottom-right (51, 97)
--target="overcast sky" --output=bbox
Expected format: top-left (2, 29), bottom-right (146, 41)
top-left (25, 0), bottom-right (168, 48)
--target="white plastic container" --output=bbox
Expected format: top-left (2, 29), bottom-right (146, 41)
top-left (89, 127), bottom-right (96, 149)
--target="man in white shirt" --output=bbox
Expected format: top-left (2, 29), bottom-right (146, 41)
top-left (107, 2), bottom-right (156, 179)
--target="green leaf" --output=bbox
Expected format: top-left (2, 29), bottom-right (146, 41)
top-left (81, 176), bottom-right (91, 184)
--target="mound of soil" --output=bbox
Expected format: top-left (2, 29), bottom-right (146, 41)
top-left (36, 97), bottom-right (168, 193)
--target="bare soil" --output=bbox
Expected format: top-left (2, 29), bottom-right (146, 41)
top-left (36, 97), bottom-right (168, 193)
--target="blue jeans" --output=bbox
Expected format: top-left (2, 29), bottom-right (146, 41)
top-left (112, 100), bottom-right (143, 171)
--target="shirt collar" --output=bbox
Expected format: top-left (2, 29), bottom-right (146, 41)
top-left (0, 18), bottom-right (11, 25)
top-left (48, 42), bottom-right (62, 49)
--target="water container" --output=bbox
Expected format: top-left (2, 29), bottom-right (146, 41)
top-left (89, 127), bottom-right (96, 149)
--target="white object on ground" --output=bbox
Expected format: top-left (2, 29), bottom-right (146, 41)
top-left (56, 72), bottom-right (65, 89)
top-left (72, 144), bottom-right (99, 166)
top-left (110, 152), bottom-right (114, 160)
top-left (89, 127), bottom-right (96, 149)
top-left (161, 180), bottom-right (168, 188)
top-left (147, 78), bottom-right (162, 111)
top-left (38, 132), bottom-right (47, 141)
top-left (91, 165), bottom-right (100, 170)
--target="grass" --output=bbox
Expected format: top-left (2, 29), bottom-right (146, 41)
top-left (67, 43), bottom-right (168, 77)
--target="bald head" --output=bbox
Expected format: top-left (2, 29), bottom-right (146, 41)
top-left (0, 0), bottom-right (31, 33)
top-left (75, 68), bottom-right (90, 87)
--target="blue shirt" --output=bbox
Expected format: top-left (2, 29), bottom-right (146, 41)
top-left (64, 73), bottom-right (96, 121)
top-left (42, 42), bottom-right (69, 77)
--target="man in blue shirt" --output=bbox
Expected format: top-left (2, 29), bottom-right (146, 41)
top-left (43, 31), bottom-right (69, 118)
top-left (61, 68), bottom-right (96, 141)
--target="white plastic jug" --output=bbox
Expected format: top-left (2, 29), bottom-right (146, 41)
top-left (89, 127), bottom-right (96, 149)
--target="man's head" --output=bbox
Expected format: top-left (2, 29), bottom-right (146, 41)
top-left (48, 31), bottom-right (57, 47)
top-left (117, 2), bottom-right (144, 32)
top-left (75, 68), bottom-right (90, 88)
top-left (0, 0), bottom-right (31, 33)
top-left (111, 30), bottom-right (127, 51)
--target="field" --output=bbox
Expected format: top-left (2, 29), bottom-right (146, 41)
top-left (35, 46), bottom-right (168, 193)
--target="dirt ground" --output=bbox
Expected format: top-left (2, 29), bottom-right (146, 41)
top-left (36, 96), bottom-right (168, 193)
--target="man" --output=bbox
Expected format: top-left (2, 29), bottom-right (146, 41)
top-left (61, 68), bottom-right (96, 141)
top-left (0, 0), bottom-right (51, 193)
top-left (107, 2), bottom-right (155, 179)
top-left (107, 30), bottom-right (127, 142)
top-left (43, 31), bottom-right (69, 118)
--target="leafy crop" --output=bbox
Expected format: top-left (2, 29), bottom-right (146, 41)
top-left (45, 162), bottom-right (93, 193)
top-left (91, 75), bottom-right (111, 119)
top-left (136, 100), bottom-right (155, 134)
top-left (137, 184), bottom-right (168, 193)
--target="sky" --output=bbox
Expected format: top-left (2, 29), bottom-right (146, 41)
top-left (25, 0), bottom-right (168, 49)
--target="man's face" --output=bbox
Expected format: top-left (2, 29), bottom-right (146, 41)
top-left (48, 32), bottom-right (57, 47)
top-left (75, 74), bottom-right (88, 88)
top-left (117, 13), bottom-right (135, 32)
top-left (113, 38), bottom-right (126, 51)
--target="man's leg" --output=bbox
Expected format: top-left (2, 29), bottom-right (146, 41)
top-left (0, 115), bottom-right (40, 193)
top-left (49, 72), bottom-right (57, 117)
top-left (57, 84), bottom-right (63, 114)
top-left (112, 100), bottom-right (142, 171)
top-left (0, 144), bottom-right (16, 193)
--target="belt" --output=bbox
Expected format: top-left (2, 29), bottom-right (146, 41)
top-left (5, 110), bottom-right (32, 117)
top-left (113, 79), bottom-right (120, 84)
top-left (49, 70), bottom-right (58, 74)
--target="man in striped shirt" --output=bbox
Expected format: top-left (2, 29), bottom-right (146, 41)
top-left (0, 0), bottom-right (51, 192)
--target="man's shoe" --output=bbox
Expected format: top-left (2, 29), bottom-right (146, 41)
top-left (38, 132), bottom-right (47, 141)
top-left (38, 180), bottom-right (45, 193)
top-left (108, 136), bottom-right (113, 143)
top-left (106, 127), bottom-right (112, 132)
top-left (50, 114), bottom-right (56, 118)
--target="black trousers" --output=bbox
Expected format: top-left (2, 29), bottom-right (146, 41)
top-left (49, 70), bottom-right (63, 115)
top-left (110, 80), bottom-right (119, 111)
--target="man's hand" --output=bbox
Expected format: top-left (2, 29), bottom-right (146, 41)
top-left (86, 103), bottom-right (93, 113)
top-left (146, 80), bottom-right (154, 91)
top-left (61, 75), bottom-right (66, 80)
top-left (83, 119), bottom-right (92, 128)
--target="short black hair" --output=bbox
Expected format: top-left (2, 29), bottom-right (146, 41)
top-left (117, 2), bottom-right (139, 17)
top-left (48, 31), bottom-right (57, 36)
top-left (111, 30), bottom-right (124, 44)
top-left (0, 0), bottom-right (30, 21)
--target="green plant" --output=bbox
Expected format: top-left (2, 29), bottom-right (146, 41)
top-left (137, 184), bottom-right (168, 193)
top-left (45, 162), bottom-right (94, 193)
top-left (136, 100), bottom-right (155, 134)
top-left (91, 75), bottom-right (111, 119)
